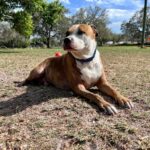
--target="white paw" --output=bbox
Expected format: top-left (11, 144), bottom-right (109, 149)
top-left (105, 105), bottom-right (118, 115)
top-left (124, 101), bottom-right (134, 109)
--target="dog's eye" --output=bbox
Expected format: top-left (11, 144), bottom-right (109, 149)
top-left (77, 30), bottom-right (85, 35)
top-left (66, 31), bottom-right (70, 36)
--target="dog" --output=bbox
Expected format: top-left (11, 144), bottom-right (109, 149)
top-left (20, 24), bottom-right (133, 115)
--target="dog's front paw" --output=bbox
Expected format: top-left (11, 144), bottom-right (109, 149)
top-left (117, 96), bottom-right (134, 109)
top-left (102, 104), bottom-right (118, 115)
top-left (124, 99), bottom-right (134, 109)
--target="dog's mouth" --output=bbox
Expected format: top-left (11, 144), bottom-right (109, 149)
top-left (63, 44), bottom-right (77, 51)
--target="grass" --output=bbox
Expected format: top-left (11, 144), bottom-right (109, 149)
top-left (0, 46), bottom-right (150, 149)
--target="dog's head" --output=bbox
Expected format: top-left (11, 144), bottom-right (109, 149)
top-left (63, 24), bottom-right (98, 57)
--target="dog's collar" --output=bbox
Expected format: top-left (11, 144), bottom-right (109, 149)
top-left (70, 48), bottom-right (97, 63)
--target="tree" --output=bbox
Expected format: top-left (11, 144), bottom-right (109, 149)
top-left (109, 33), bottom-right (123, 44)
top-left (0, 0), bottom-right (45, 40)
top-left (0, 22), bottom-right (30, 48)
top-left (121, 21), bottom-right (141, 42)
top-left (0, 0), bottom-right (44, 21)
top-left (71, 8), bottom-right (87, 24)
top-left (12, 11), bottom-right (33, 38)
top-left (34, 0), bottom-right (65, 48)
top-left (121, 7), bottom-right (150, 43)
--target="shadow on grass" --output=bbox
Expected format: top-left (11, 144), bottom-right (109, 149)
top-left (0, 85), bottom-right (73, 116)
top-left (0, 84), bottom-right (107, 116)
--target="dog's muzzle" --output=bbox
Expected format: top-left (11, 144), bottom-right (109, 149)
top-left (64, 37), bottom-right (71, 45)
top-left (63, 37), bottom-right (73, 51)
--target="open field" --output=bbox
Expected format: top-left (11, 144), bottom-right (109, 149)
top-left (0, 46), bottom-right (150, 149)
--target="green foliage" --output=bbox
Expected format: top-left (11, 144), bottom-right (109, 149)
top-left (0, 0), bottom-right (9, 20)
top-left (0, 0), bottom-right (65, 47)
top-left (12, 11), bottom-right (33, 37)
top-left (19, 0), bottom-right (45, 13)
top-left (121, 7), bottom-right (150, 42)
top-left (0, 0), bottom-right (45, 21)
top-left (34, 0), bottom-right (65, 48)
top-left (43, 0), bottom-right (65, 26)
top-left (0, 0), bottom-right (45, 39)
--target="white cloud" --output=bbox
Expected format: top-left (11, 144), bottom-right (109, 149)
top-left (85, 0), bottom-right (108, 5)
top-left (85, 0), bottom-right (143, 10)
top-left (85, 0), bottom-right (94, 1)
top-left (60, 0), bottom-right (70, 4)
top-left (85, 0), bottom-right (125, 5)
top-left (107, 9), bottom-right (135, 21)
top-left (107, 9), bottom-right (135, 33)
top-left (108, 0), bottom-right (125, 4)
top-left (84, 0), bottom-right (146, 33)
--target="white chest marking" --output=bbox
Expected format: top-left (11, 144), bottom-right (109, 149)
top-left (76, 51), bottom-right (103, 85)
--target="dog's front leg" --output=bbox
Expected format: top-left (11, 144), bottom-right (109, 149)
top-left (73, 84), bottom-right (118, 115)
top-left (97, 73), bottom-right (134, 109)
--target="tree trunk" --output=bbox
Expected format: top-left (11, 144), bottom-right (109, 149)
top-left (46, 27), bottom-right (52, 48)
top-left (47, 37), bottom-right (50, 48)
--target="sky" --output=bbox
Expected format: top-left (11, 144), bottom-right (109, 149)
top-left (48, 0), bottom-right (150, 33)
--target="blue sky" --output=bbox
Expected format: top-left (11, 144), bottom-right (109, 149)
top-left (48, 0), bottom-right (150, 33)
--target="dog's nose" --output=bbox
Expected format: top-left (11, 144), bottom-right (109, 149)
top-left (64, 37), bottom-right (71, 45)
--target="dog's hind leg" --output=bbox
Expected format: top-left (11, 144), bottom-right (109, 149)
top-left (19, 58), bottom-right (50, 86)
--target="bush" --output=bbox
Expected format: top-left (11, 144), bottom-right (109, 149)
top-left (0, 22), bottom-right (30, 48)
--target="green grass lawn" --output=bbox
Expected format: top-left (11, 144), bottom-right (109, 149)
top-left (0, 46), bottom-right (150, 149)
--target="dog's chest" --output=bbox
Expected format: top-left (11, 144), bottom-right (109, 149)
top-left (76, 51), bottom-right (103, 85)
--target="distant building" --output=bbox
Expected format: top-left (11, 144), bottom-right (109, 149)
top-left (146, 37), bottom-right (150, 43)
top-left (105, 41), bottom-right (113, 45)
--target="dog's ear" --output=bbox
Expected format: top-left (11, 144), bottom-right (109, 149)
top-left (91, 24), bottom-right (98, 37)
